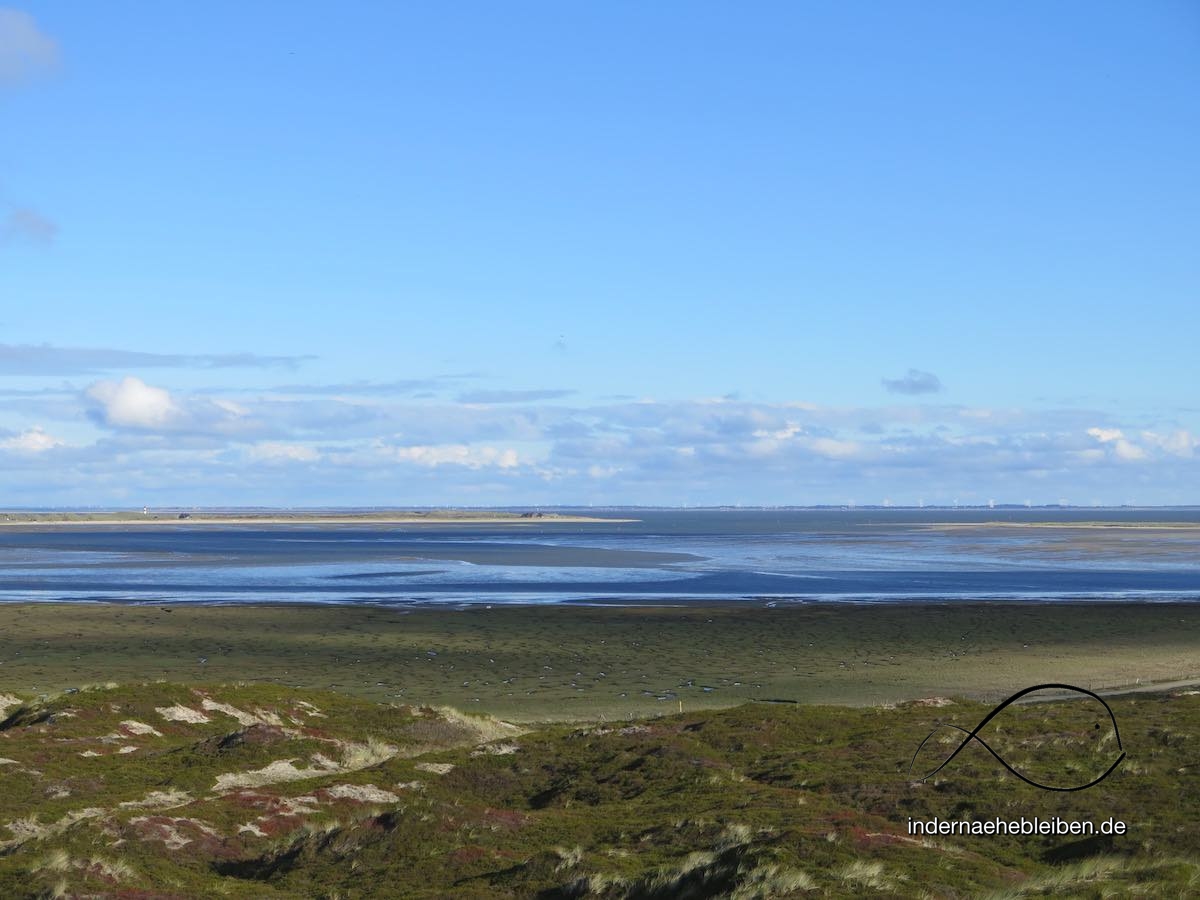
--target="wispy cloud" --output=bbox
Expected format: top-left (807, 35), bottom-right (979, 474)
top-left (882, 368), bottom-right (943, 395)
top-left (0, 424), bottom-right (61, 452)
top-left (457, 389), bottom-right (575, 404)
top-left (247, 442), bottom-right (321, 464)
top-left (383, 443), bottom-right (521, 469)
top-left (1, 207), bottom-right (57, 245)
top-left (0, 8), bottom-right (58, 86)
top-left (269, 377), bottom-right (463, 397)
top-left (0, 344), bottom-right (315, 375)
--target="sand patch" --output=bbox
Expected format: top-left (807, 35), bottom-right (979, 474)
top-left (428, 706), bottom-right (524, 743)
top-left (119, 790), bottom-right (192, 811)
top-left (238, 822), bottom-right (268, 837)
top-left (156, 704), bottom-right (210, 724)
top-left (0, 694), bottom-right (23, 716)
top-left (213, 757), bottom-right (342, 793)
top-left (323, 784), bottom-right (400, 804)
top-left (120, 720), bottom-right (163, 737)
top-left (273, 795), bottom-right (320, 817)
top-left (295, 700), bottom-right (326, 718)
top-left (415, 762), bottom-right (455, 775)
top-left (472, 742), bottom-right (520, 756)
top-left (211, 738), bottom-right (398, 793)
top-left (198, 697), bottom-right (285, 728)
top-left (200, 698), bottom-right (258, 725)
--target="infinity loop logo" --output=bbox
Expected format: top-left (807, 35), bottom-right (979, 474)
top-left (908, 683), bottom-right (1126, 792)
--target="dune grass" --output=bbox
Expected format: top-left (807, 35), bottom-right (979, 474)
top-left (1, 679), bottom-right (1199, 896)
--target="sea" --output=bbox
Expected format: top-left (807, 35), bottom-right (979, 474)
top-left (1, 508), bottom-right (1199, 606)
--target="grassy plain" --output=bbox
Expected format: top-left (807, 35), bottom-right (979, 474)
top-left (1, 602), bottom-right (1197, 721)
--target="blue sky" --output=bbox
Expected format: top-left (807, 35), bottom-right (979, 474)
top-left (1, 2), bottom-right (1197, 506)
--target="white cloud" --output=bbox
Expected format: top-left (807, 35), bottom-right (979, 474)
top-left (388, 444), bottom-right (520, 469)
top-left (1142, 430), bottom-right (1197, 458)
top-left (82, 377), bottom-right (267, 436)
top-left (3, 377), bottom-right (1196, 504)
top-left (1087, 426), bottom-right (1145, 462)
top-left (1112, 439), bottom-right (1145, 461)
top-left (747, 422), bottom-right (861, 460)
top-left (1087, 427), bottom-right (1124, 444)
top-left (213, 398), bottom-right (249, 417)
top-left (804, 437), bottom-right (862, 459)
top-left (0, 8), bottom-right (58, 85)
top-left (247, 442), bottom-right (321, 463)
top-left (752, 423), bottom-right (803, 441)
top-left (1, 425), bottom-right (61, 452)
top-left (86, 377), bottom-right (178, 429)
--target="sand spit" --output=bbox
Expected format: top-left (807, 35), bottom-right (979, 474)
top-left (0, 512), bottom-right (634, 527)
top-left (920, 521), bottom-right (1200, 531)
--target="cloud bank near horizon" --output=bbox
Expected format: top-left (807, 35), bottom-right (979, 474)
top-left (1, 363), bottom-right (1196, 507)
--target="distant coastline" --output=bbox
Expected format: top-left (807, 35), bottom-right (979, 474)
top-left (0, 510), bottom-right (636, 527)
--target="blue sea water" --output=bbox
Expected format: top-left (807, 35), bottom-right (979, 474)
top-left (1, 509), bottom-right (1198, 605)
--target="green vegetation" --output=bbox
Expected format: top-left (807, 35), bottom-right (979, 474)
top-left (0, 682), bottom-right (1198, 897)
top-left (2, 602), bottom-right (1198, 895)
top-left (1, 602), bottom-right (1197, 721)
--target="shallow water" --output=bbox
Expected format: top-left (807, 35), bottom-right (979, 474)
top-left (1, 508), bottom-right (1198, 605)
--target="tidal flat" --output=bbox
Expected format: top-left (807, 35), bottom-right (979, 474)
top-left (2, 602), bottom-right (1197, 721)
